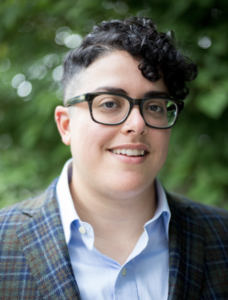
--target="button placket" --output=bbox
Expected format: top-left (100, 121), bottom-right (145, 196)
top-left (114, 262), bottom-right (138, 300)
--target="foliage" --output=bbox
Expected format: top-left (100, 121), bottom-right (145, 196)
top-left (0, 0), bottom-right (228, 209)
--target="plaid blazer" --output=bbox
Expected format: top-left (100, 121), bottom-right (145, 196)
top-left (1, 179), bottom-right (228, 299)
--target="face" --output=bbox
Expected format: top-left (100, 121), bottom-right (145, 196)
top-left (56, 51), bottom-right (171, 199)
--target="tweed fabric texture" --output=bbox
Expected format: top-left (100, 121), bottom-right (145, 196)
top-left (0, 179), bottom-right (228, 299)
top-left (0, 179), bottom-right (80, 300)
top-left (167, 192), bottom-right (228, 300)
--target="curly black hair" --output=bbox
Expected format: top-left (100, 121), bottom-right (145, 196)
top-left (62, 16), bottom-right (197, 101)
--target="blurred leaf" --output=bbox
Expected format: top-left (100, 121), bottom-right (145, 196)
top-left (196, 86), bottom-right (228, 118)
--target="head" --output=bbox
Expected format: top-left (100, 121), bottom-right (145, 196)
top-left (55, 16), bottom-right (197, 200)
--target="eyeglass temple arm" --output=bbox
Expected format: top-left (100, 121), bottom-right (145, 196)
top-left (65, 96), bottom-right (86, 107)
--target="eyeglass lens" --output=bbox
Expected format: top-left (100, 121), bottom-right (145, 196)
top-left (91, 94), bottom-right (177, 128)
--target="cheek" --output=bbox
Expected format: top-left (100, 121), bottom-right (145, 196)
top-left (70, 113), bottom-right (118, 156)
top-left (151, 129), bottom-right (171, 158)
top-left (162, 130), bottom-right (171, 152)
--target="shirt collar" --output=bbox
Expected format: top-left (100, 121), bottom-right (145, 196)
top-left (56, 158), bottom-right (80, 244)
top-left (149, 178), bottom-right (171, 240)
top-left (56, 158), bottom-right (171, 244)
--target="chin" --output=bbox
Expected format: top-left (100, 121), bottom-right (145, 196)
top-left (105, 176), bottom-right (154, 197)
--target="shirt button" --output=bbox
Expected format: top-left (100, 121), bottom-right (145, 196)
top-left (122, 268), bottom-right (127, 276)
top-left (79, 226), bottom-right (86, 234)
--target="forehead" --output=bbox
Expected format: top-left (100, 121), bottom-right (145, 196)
top-left (66, 51), bottom-right (168, 99)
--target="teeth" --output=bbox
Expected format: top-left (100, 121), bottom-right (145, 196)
top-left (111, 149), bottom-right (145, 156)
top-left (127, 149), bottom-right (132, 156)
top-left (133, 149), bottom-right (137, 156)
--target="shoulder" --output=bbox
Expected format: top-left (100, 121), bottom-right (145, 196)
top-left (0, 178), bottom-right (58, 234)
top-left (166, 192), bottom-right (228, 297)
top-left (166, 191), bottom-right (228, 239)
top-left (167, 191), bottom-right (228, 218)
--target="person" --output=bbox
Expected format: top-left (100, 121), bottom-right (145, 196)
top-left (0, 16), bottom-right (228, 300)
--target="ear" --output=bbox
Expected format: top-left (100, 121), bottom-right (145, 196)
top-left (55, 106), bottom-right (71, 145)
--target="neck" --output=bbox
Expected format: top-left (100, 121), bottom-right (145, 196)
top-left (69, 170), bottom-right (157, 262)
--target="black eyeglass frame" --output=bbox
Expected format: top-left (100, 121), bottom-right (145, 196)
top-left (65, 92), bottom-right (184, 129)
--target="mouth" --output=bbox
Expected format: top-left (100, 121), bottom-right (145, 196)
top-left (109, 148), bottom-right (147, 157)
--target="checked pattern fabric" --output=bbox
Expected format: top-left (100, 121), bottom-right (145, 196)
top-left (0, 179), bottom-right (228, 299)
top-left (0, 179), bottom-right (80, 300)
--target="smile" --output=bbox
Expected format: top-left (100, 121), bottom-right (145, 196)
top-left (110, 149), bottom-right (145, 156)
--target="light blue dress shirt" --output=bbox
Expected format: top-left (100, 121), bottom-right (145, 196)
top-left (56, 159), bottom-right (171, 300)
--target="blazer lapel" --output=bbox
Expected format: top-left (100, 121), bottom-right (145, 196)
top-left (16, 180), bottom-right (81, 300)
top-left (167, 192), bottom-right (205, 300)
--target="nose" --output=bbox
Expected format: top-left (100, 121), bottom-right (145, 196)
top-left (121, 105), bottom-right (147, 135)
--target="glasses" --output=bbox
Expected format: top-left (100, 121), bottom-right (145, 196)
top-left (66, 92), bottom-right (184, 129)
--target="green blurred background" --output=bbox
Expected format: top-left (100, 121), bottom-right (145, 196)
top-left (0, 0), bottom-right (228, 209)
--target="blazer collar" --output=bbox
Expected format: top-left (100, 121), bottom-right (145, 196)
top-left (167, 191), bottom-right (205, 300)
top-left (16, 179), bottom-right (81, 300)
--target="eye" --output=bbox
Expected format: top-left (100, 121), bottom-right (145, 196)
top-left (93, 94), bottom-right (125, 112)
top-left (147, 104), bottom-right (163, 112)
top-left (102, 101), bottom-right (118, 109)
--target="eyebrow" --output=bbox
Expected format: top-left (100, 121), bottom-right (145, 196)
top-left (93, 86), bottom-right (169, 98)
top-left (94, 86), bottom-right (128, 95)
